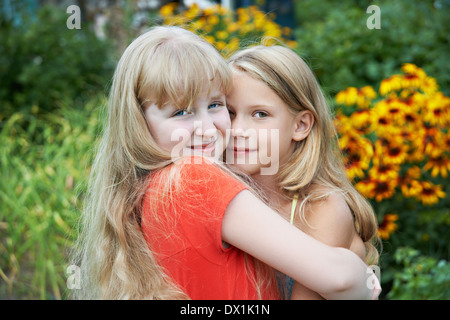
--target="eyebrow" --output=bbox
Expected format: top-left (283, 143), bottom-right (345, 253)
top-left (209, 94), bottom-right (226, 101)
top-left (228, 103), bottom-right (275, 110)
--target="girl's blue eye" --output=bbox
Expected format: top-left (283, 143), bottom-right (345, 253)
top-left (254, 111), bottom-right (268, 118)
top-left (172, 110), bottom-right (189, 117)
top-left (208, 103), bottom-right (221, 110)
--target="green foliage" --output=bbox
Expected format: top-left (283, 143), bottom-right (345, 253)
top-left (0, 3), bottom-right (114, 119)
top-left (0, 95), bottom-right (103, 299)
top-left (293, 0), bottom-right (450, 96)
top-left (387, 247), bottom-right (450, 300)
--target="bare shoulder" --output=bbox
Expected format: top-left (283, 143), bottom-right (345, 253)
top-left (297, 190), bottom-right (356, 249)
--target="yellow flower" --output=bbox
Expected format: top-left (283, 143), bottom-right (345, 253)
top-left (203, 5), bottom-right (219, 16)
top-left (263, 21), bottom-right (282, 38)
top-left (374, 139), bottom-right (409, 165)
top-left (336, 86), bottom-right (375, 109)
top-left (340, 133), bottom-right (373, 180)
top-left (227, 22), bottom-right (240, 33)
top-left (400, 179), bottom-right (422, 198)
top-left (185, 3), bottom-right (200, 19)
top-left (423, 155), bottom-right (450, 178)
top-left (215, 41), bottom-right (227, 50)
top-left (416, 181), bottom-right (446, 206)
top-left (423, 92), bottom-right (450, 127)
top-left (237, 8), bottom-right (251, 24)
top-left (373, 179), bottom-right (397, 202)
top-left (369, 162), bottom-right (400, 182)
top-left (344, 152), bottom-right (366, 180)
top-left (402, 63), bottom-right (427, 79)
top-left (398, 166), bottom-right (423, 198)
top-left (160, 3), bottom-right (177, 17)
top-left (215, 30), bottom-right (228, 40)
top-left (336, 87), bottom-right (359, 106)
top-left (189, 19), bottom-right (205, 31)
top-left (349, 109), bottom-right (372, 134)
top-left (378, 214), bottom-right (399, 240)
top-left (422, 126), bottom-right (446, 158)
top-left (370, 110), bottom-right (400, 137)
top-left (207, 14), bottom-right (220, 26)
top-left (406, 166), bottom-right (422, 179)
top-left (203, 35), bottom-right (215, 45)
top-left (379, 75), bottom-right (403, 95)
top-left (355, 179), bottom-right (376, 198)
top-left (355, 177), bottom-right (397, 202)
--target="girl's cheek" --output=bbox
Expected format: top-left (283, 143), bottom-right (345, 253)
top-left (166, 121), bottom-right (194, 149)
top-left (257, 130), bottom-right (269, 152)
top-left (216, 109), bottom-right (232, 130)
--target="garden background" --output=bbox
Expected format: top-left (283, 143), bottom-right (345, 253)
top-left (1, 0), bottom-right (449, 300)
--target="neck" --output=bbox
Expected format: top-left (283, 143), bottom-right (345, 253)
top-left (251, 173), bottom-right (292, 220)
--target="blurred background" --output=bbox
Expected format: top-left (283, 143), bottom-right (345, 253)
top-left (1, 0), bottom-right (449, 299)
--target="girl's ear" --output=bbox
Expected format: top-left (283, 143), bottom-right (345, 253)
top-left (292, 110), bottom-right (314, 142)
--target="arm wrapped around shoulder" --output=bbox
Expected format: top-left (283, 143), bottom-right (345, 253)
top-left (222, 189), bottom-right (380, 300)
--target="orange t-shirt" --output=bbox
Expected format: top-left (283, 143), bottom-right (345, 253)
top-left (141, 157), bottom-right (279, 300)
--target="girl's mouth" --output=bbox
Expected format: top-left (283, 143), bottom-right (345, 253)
top-left (189, 140), bottom-right (216, 153)
top-left (232, 147), bottom-right (257, 156)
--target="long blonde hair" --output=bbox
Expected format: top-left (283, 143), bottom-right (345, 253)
top-left (228, 45), bottom-right (380, 265)
top-left (72, 26), bottom-right (236, 299)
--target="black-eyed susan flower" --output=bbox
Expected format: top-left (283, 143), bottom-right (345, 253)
top-left (402, 63), bottom-right (426, 79)
top-left (378, 214), bottom-right (399, 240)
top-left (340, 134), bottom-right (373, 180)
top-left (355, 178), bottom-right (377, 199)
top-left (344, 152), bottom-right (366, 180)
top-left (416, 181), bottom-right (446, 206)
top-left (423, 155), bottom-right (450, 178)
top-left (398, 166), bottom-right (423, 198)
top-left (335, 87), bottom-right (359, 107)
top-left (356, 176), bottom-right (397, 202)
top-left (335, 86), bottom-right (375, 109)
top-left (444, 131), bottom-right (450, 151)
top-left (370, 104), bottom-right (401, 137)
top-left (369, 162), bottom-right (400, 181)
top-left (422, 126), bottom-right (446, 158)
top-left (379, 75), bottom-right (402, 96)
top-left (422, 92), bottom-right (450, 128)
top-left (400, 178), bottom-right (423, 198)
top-left (349, 109), bottom-right (372, 134)
top-left (374, 139), bottom-right (409, 165)
top-left (373, 178), bottom-right (397, 202)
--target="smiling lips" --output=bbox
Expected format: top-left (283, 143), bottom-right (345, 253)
top-left (232, 147), bottom-right (257, 155)
top-left (189, 140), bottom-right (216, 153)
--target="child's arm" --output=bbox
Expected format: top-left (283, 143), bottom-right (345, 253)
top-left (222, 190), bottom-right (380, 300)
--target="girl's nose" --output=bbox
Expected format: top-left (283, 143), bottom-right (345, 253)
top-left (194, 118), bottom-right (217, 141)
top-left (230, 120), bottom-right (251, 138)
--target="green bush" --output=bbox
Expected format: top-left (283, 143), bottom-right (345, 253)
top-left (387, 247), bottom-right (450, 300)
top-left (0, 3), bottom-right (114, 119)
top-left (293, 0), bottom-right (450, 96)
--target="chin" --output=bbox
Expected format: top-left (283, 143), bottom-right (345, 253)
top-left (228, 162), bottom-right (262, 176)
